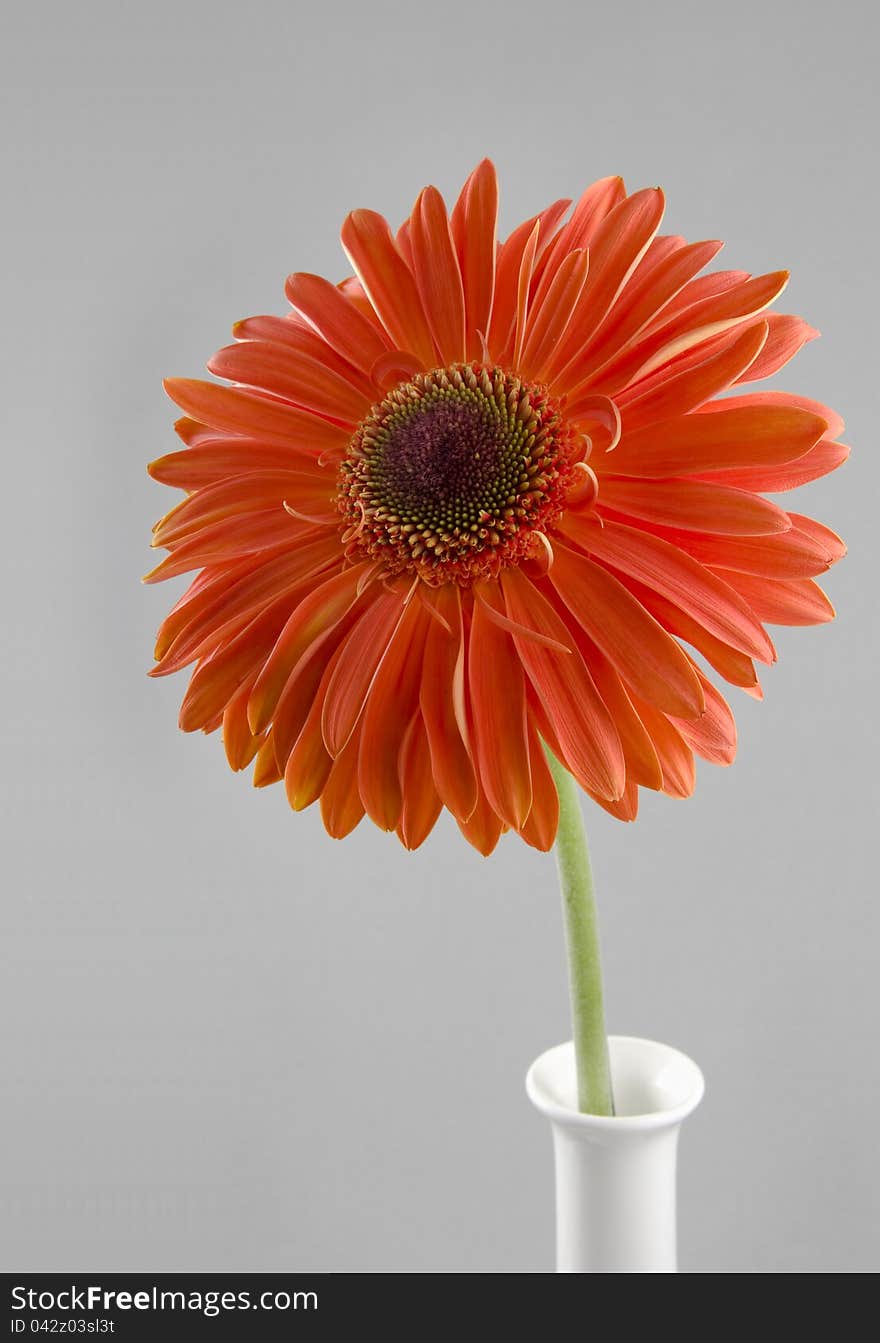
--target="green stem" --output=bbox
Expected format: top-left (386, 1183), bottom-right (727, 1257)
top-left (546, 749), bottom-right (614, 1116)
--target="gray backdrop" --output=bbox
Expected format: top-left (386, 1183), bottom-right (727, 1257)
top-left (2, 0), bottom-right (876, 1273)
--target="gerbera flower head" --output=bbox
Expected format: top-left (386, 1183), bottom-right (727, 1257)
top-left (148, 161), bottom-right (847, 855)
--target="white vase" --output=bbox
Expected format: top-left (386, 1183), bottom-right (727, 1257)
top-left (526, 1035), bottom-right (705, 1273)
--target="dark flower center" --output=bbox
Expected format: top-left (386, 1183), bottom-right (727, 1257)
top-left (337, 364), bottom-right (577, 584)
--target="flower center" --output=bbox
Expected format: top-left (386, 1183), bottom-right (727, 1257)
top-left (337, 364), bottom-right (578, 584)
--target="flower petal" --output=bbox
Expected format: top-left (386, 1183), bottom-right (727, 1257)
top-left (469, 583), bottom-right (533, 829)
top-left (576, 643), bottom-right (663, 790)
top-left (357, 595), bottom-right (430, 831)
top-left (695, 438), bottom-right (849, 492)
top-left (566, 239), bottom-right (724, 388)
top-left (456, 782), bottom-right (505, 856)
top-left (339, 209), bottom-right (437, 367)
top-left (397, 712), bottom-right (443, 850)
top-left (163, 378), bottom-right (350, 454)
top-left (143, 510), bottom-right (312, 584)
top-left (148, 438), bottom-right (319, 491)
top-left (499, 567), bottom-right (625, 800)
top-left (320, 724), bottom-right (366, 839)
top-left (178, 593), bottom-right (299, 732)
top-left (450, 158), bottom-right (499, 360)
top-left (519, 249), bottom-right (590, 381)
top-left (670, 669), bottom-right (737, 766)
top-left (409, 185), bottom-right (467, 365)
top-left (247, 563), bottom-right (374, 734)
top-left (223, 677), bottom-right (265, 771)
top-left (604, 404), bottom-right (827, 477)
top-left (617, 576), bottom-right (761, 693)
top-left (321, 582), bottom-right (412, 756)
top-left (713, 572), bottom-right (835, 625)
top-left (598, 476), bottom-right (791, 537)
top-left (518, 720), bottom-right (560, 852)
top-left (152, 468), bottom-right (337, 548)
top-left (598, 270), bottom-right (790, 391)
top-left (616, 322), bottom-right (769, 429)
top-left (547, 188), bottom-right (666, 387)
top-left (488, 199), bottom-right (571, 357)
top-left (284, 271), bottom-right (391, 374)
top-left (546, 540), bottom-right (704, 717)
top-left (419, 586), bottom-right (478, 822)
top-left (732, 313), bottom-right (818, 383)
top-left (561, 514), bottom-right (775, 662)
top-left (647, 523), bottom-right (836, 579)
top-left (629, 695), bottom-right (696, 798)
top-left (207, 341), bottom-right (371, 426)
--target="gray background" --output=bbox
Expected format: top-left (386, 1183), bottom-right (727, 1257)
top-left (2, 0), bottom-right (876, 1273)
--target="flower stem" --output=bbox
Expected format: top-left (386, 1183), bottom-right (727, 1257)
top-left (546, 749), bottom-right (615, 1117)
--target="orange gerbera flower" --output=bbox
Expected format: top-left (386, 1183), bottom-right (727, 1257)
top-left (148, 161), bottom-right (847, 854)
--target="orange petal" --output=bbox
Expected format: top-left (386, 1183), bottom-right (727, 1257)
top-left (547, 540), bottom-right (704, 717)
top-left (284, 678), bottom-right (334, 811)
top-left (284, 271), bottom-right (390, 373)
top-left (231, 313), bottom-right (377, 397)
top-left (645, 524), bottom-right (836, 579)
top-left (487, 198), bottom-right (571, 357)
top-left (569, 239), bottom-right (723, 388)
top-left (605, 404), bottom-right (826, 477)
top-left (222, 677), bottom-right (265, 771)
top-left (370, 349), bottom-right (425, 392)
top-left (598, 270), bottom-right (790, 391)
top-left (153, 541), bottom-right (340, 676)
top-left (248, 562), bottom-right (374, 734)
top-left (518, 719), bottom-right (560, 852)
top-left (270, 623), bottom-right (348, 773)
top-left (695, 437), bottom-right (849, 492)
top-left (163, 378), bottom-right (350, 453)
top-left (419, 586), bottom-right (478, 822)
top-left (469, 583), bottom-right (533, 829)
top-left (577, 643), bottom-right (663, 790)
top-left (455, 778), bottom-right (505, 857)
top-left (450, 158), bottom-right (499, 360)
top-left (340, 209), bottom-right (437, 368)
top-left (143, 509), bottom-right (312, 584)
top-left (547, 188), bottom-right (666, 387)
top-left (397, 712), bottom-right (443, 850)
top-left (617, 323), bottom-right (769, 430)
top-left (499, 567), bottom-right (625, 800)
top-left (629, 695), bottom-right (696, 798)
top-left (320, 724), bottom-right (366, 839)
top-left (519, 249), bottom-right (590, 382)
top-left (598, 476), bottom-right (791, 537)
top-left (410, 185), bottom-right (466, 365)
top-left (670, 670), bottom-right (736, 766)
top-left (732, 313), bottom-right (818, 383)
top-left (787, 512), bottom-right (846, 564)
top-left (531, 176), bottom-right (625, 294)
top-left (587, 777), bottom-right (639, 822)
top-left (618, 575), bottom-right (761, 693)
top-left (357, 594), bottom-right (430, 831)
top-left (713, 572), bottom-right (835, 625)
top-left (696, 389), bottom-right (843, 441)
top-left (321, 582), bottom-right (411, 756)
top-left (152, 468), bottom-right (338, 548)
top-left (512, 220), bottom-right (541, 369)
top-left (148, 438), bottom-right (320, 491)
top-left (207, 341), bottom-right (371, 426)
top-left (178, 593), bottom-right (297, 733)
top-left (561, 514), bottom-right (775, 663)
top-left (253, 734), bottom-right (283, 787)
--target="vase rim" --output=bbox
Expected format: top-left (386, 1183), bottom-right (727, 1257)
top-left (526, 1035), bottom-right (705, 1133)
